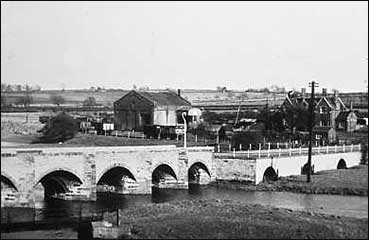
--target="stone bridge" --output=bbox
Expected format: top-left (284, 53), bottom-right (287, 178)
top-left (1, 145), bottom-right (215, 208)
top-left (214, 144), bottom-right (362, 184)
top-left (1, 144), bottom-right (363, 208)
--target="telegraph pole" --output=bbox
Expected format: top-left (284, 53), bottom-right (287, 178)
top-left (307, 81), bottom-right (318, 182)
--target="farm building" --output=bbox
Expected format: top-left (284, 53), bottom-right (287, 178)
top-left (113, 90), bottom-right (192, 132)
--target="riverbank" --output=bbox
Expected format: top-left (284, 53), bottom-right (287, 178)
top-left (213, 164), bottom-right (368, 196)
top-left (98, 199), bottom-right (369, 239)
top-left (3, 199), bottom-right (366, 239)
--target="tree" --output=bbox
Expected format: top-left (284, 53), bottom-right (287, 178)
top-left (282, 105), bottom-right (310, 133)
top-left (83, 96), bottom-right (97, 107)
top-left (37, 112), bottom-right (78, 143)
top-left (50, 94), bottom-right (66, 107)
top-left (1, 83), bottom-right (7, 92)
top-left (15, 85), bottom-right (22, 92)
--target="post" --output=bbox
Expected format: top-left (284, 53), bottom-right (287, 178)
top-left (182, 112), bottom-right (187, 148)
top-left (258, 145), bottom-right (261, 158)
top-left (233, 148), bottom-right (236, 158)
top-left (289, 147), bottom-right (291, 156)
top-left (239, 144), bottom-right (242, 151)
top-left (351, 144), bottom-right (353, 152)
top-left (326, 145), bottom-right (329, 154)
top-left (299, 146), bottom-right (302, 154)
top-left (195, 134), bottom-right (198, 142)
top-left (229, 143), bottom-right (231, 152)
top-left (217, 144), bottom-right (220, 153)
top-left (249, 144), bottom-right (252, 150)
top-left (343, 144), bottom-right (345, 152)
top-left (116, 208), bottom-right (119, 226)
top-left (247, 149), bottom-right (250, 158)
top-left (307, 81), bottom-right (318, 183)
top-left (277, 142), bottom-right (279, 149)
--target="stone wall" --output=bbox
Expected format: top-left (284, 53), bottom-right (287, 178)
top-left (214, 157), bottom-right (256, 182)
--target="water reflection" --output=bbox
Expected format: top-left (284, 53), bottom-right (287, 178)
top-left (1, 185), bottom-right (368, 226)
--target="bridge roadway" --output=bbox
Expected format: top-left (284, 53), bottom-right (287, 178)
top-left (1, 144), bottom-right (362, 208)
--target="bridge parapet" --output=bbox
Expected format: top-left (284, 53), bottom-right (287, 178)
top-left (214, 144), bottom-right (362, 160)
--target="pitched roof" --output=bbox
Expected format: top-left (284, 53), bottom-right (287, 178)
top-left (284, 95), bottom-right (345, 110)
top-left (335, 111), bottom-right (351, 122)
top-left (116, 90), bottom-right (191, 107)
top-left (137, 91), bottom-right (191, 106)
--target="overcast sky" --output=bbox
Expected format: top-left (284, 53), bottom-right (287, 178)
top-left (1, 1), bottom-right (368, 92)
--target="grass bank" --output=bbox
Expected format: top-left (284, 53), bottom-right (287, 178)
top-left (104, 199), bottom-right (367, 239)
top-left (214, 165), bottom-right (368, 196)
top-left (1, 199), bottom-right (367, 239)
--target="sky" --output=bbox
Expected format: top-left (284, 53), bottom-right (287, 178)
top-left (1, 1), bottom-right (368, 92)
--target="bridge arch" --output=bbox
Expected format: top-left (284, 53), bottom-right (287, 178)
top-left (36, 170), bottom-right (83, 197)
top-left (263, 166), bottom-right (278, 182)
top-left (97, 163), bottom-right (139, 184)
top-left (1, 172), bottom-right (19, 192)
top-left (35, 167), bottom-right (85, 187)
top-left (152, 164), bottom-right (178, 185)
top-left (97, 166), bottom-right (137, 186)
top-left (337, 158), bottom-right (347, 169)
top-left (188, 162), bottom-right (211, 184)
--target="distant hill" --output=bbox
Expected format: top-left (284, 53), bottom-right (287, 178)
top-left (1, 89), bottom-right (367, 113)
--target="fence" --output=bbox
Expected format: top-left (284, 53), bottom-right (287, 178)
top-left (214, 144), bottom-right (362, 159)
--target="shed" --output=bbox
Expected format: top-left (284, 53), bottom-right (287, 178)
top-left (113, 90), bottom-right (191, 131)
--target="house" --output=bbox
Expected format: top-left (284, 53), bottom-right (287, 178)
top-left (113, 90), bottom-right (192, 132)
top-left (280, 88), bottom-right (347, 143)
top-left (281, 88), bottom-right (346, 129)
top-left (336, 110), bottom-right (368, 132)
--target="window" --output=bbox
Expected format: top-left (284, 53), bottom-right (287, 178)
top-left (320, 106), bottom-right (328, 114)
top-left (130, 101), bottom-right (135, 110)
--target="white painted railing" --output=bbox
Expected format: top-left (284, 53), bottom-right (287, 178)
top-left (214, 144), bottom-right (362, 159)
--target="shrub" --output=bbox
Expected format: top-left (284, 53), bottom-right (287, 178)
top-left (37, 112), bottom-right (78, 143)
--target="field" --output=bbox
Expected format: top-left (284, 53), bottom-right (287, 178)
top-left (2, 89), bottom-right (286, 107)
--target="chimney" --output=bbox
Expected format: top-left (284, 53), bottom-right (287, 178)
top-left (177, 89), bottom-right (181, 97)
top-left (301, 88), bottom-right (306, 98)
top-left (322, 88), bottom-right (327, 97)
top-left (333, 89), bottom-right (339, 99)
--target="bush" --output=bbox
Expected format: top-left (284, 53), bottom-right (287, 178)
top-left (36, 112), bottom-right (78, 143)
top-left (231, 131), bottom-right (264, 148)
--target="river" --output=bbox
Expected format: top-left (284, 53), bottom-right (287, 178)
top-left (1, 185), bottom-right (367, 227)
